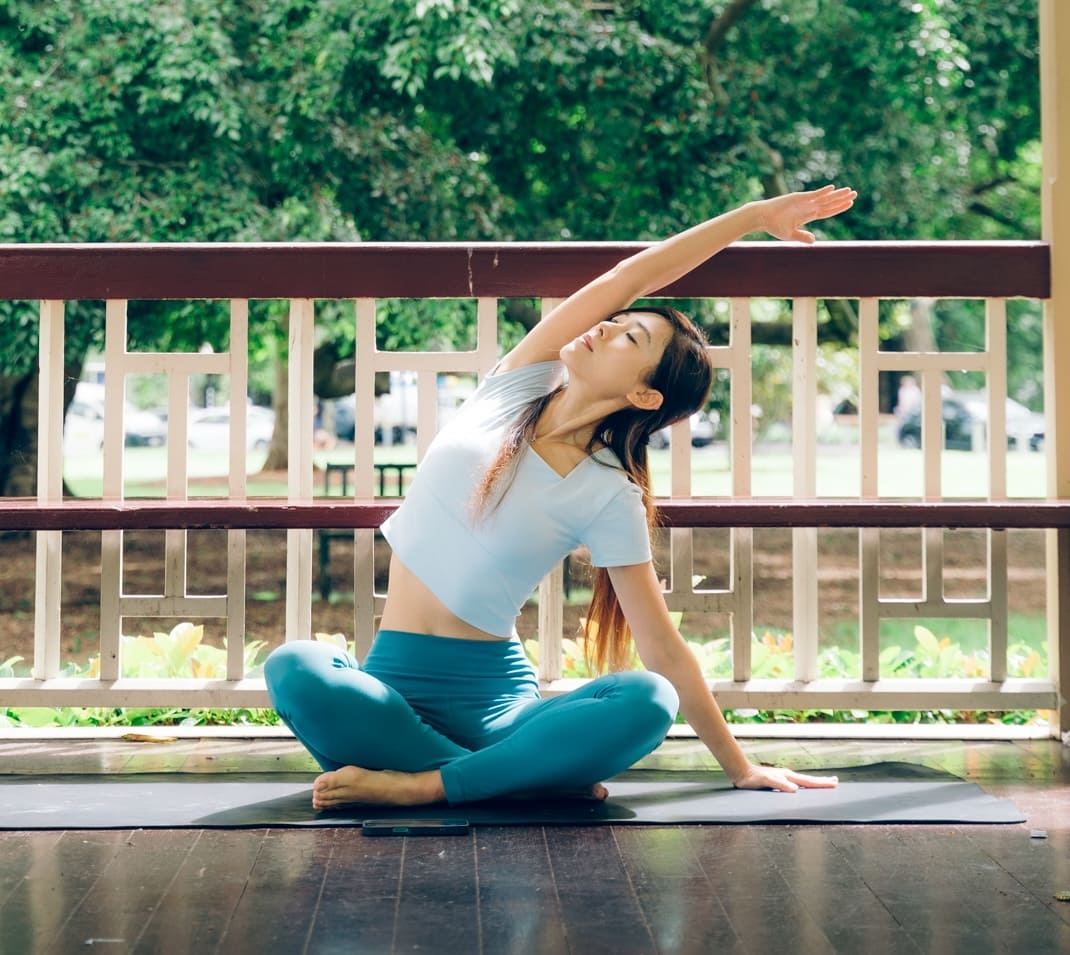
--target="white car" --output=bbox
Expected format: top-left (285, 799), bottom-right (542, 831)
top-left (958, 392), bottom-right (1045, 452)
top-left (649, 410), bottom-right (719, 449)
top-left (63, 397), bottom-right (167, 451)
top-left (187, 405), bottom-right (275, 451)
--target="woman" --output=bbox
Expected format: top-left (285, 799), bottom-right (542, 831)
top-left (266, 185), bottom-right (857, 809)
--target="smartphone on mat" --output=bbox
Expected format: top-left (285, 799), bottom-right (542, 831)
top-left (362, 819), bottom-right (471, 836)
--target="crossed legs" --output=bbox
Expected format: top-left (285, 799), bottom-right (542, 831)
top-left (264, 638), bottom-right (678, 808)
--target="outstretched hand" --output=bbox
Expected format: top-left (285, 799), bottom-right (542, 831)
top-left (758, 184), bottom-right (857, 243)
top-left (732, 762), bottom-right (839, 794)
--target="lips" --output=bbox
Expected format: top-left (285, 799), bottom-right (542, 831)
top-left (581, 334), bottom-right (593, 351)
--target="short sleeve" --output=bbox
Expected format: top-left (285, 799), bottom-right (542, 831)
top-left (584, 482), bottom-right (652, 567)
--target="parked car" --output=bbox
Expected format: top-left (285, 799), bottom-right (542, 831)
top-left (64, 397), bottom-right (167, 450)
top-left (959, 392), bottom-right (1045, 452)
top-left (187, 405), bottom-right (275, 451)
top-left (649, 410), bottom-right (719, 449)
top-left (897, 392), bottom-right (1044, 451)
top-left (329, 394), bottom-right (415, 445)
top-left (328, 371), bottom-right (478, 445)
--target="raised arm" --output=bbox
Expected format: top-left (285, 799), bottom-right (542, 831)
top-left (498, 185), bottom-right (856, 371)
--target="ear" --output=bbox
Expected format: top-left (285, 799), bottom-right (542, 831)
top-left (626, 386), bottom-right (664, 412)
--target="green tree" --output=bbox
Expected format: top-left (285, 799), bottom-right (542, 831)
top-left (0, 0), bottom-right (1042, 493)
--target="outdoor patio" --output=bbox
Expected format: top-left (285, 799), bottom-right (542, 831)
top-left (2, 5), bottom-right (1069, 954)
top-left (1, 734), bottom-right (1068, 953)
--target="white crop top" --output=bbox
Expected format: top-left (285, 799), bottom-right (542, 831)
top-left (380, 361), bottom-right (652, 637)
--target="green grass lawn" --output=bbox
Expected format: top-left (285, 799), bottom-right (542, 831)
top-left (64, 439), bottom-right (1048, 500)
top-left (64, 444), bottom-right (420, 498)
top-left (648, 444), bottom-right (1049, 498)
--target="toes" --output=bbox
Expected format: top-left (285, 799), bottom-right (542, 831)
top-left (313, 771), bottom-right (336, 792)
top-left (312, 771), bottom-right (337, 808)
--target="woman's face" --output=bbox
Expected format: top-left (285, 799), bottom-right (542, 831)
top-left (560, 311), bottom-right (674, 405)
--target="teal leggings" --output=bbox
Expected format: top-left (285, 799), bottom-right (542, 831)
top-left (264, 630), bottom-right (678, 805)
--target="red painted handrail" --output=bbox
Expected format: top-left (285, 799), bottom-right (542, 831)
top-left (2, 496), bottom-right (1066, 532)
top-left (0, 241), bottom-right (1049, 300)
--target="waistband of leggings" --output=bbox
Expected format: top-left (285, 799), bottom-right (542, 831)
top-left (368, 629), bottom-right (527, 662)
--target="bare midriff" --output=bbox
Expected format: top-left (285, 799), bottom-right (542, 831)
top-left (378, 553), bottom-right (506, 641)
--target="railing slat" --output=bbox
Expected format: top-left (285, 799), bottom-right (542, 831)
top-left (792, 298), bottom-right (819, 682)
top-left (728, 299), bottom-right (754, 683)
top-left (33, 299), bottom-right (64, 681)
top-left (536, 297), bottom-right (564, 682)
top-left (285, 299), bottom-right (315, 643)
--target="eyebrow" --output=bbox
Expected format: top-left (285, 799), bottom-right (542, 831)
top-left (632, 318), bottom-right (654, 346)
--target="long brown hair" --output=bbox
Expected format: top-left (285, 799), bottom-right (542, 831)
top-left (474, 306), bottom-right (713, 672)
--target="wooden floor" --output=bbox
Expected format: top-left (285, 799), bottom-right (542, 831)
top-left (0, 735), bottom-right (1068, 954)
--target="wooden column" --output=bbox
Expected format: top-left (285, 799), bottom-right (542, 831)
top-left (1040, 0), bottom-right (1070, 738)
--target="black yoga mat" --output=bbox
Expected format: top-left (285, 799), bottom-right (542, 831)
top-left (0, 763), bottom-right (1024, 829)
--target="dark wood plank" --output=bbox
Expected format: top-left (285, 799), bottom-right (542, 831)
top-left (0, 829), bottom-right (67, 954)
top-left (132, 829), bottom-right (265, 954)
top-left (613, 827), bottom-right (744, 954)
top-left (688, 826), bottom-right (837, 955)
top-left (392, 832), bottom-right (481, 954)
top-left (903, 739), bottom-right (1050, 781)
top-left (219, 829), bottom-right (334, 953)
top-left (754, 826), bottom-right (921, 955)
top-left (0, 739), bottom-right (1066, 954)
top-left (0, 831), bottom-right (63, 906)
top-left (961, 827), bottom-right (1070, 930)
top-left (476, 827), bottom-right (568, 955)
top-left (306, 828), bottom-right (403, 955)
top-left (0, 240), bottom-right (1048, 299)
top-left (830, 825), bottom-right (1070, 952)
top-left (45, 830), bottom-right (192, 954)
top-left (544, 826), bottom-right (657, 954)
top-left (1012, 738), bottom-right (1070, 783)
top-left (0, 830), bottom-right (128, 954)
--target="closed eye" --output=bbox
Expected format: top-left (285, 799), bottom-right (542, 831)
top-left (605, 316), bottom-right (640, 345)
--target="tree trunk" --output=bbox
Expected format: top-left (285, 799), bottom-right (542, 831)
top-left (0, 371), bottom-right (39, 497)
top-left (905, 298), bottom-right (940, 354)
top-left (260, 325), bottom-right (289, 473)
top-left (0, 361), bottom-right (84, 498)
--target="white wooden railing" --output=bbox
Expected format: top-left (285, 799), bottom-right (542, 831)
top-left (0, 241), bottom-right (1064, 734)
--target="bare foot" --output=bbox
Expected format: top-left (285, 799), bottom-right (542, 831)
top-left (312, 766), bottom-right (446, 810)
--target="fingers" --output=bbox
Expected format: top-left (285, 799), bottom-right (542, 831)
top-left (761, 185), bottom-right (855, 242)
top-left (782, 186), bottom-right (856, 238)
top-left (811, 187), bottom-right (856, 217)
top-left (792, 772), bottom-right (839, 789)
top-left (741, 767), bottom-right (840, 792)
top-left (811, 184), bottom-right (855, 201)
